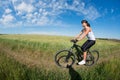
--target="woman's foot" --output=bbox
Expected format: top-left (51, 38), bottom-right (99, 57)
top-left (78, 60), bottom-right (86, 65)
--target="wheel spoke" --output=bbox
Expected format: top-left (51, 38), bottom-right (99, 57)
top-left (55, 50), bottom-right (75, 68)
top-left (90, 50), bottom-right (99, 63)
top-left (85, 50), bottom-right (99, 66)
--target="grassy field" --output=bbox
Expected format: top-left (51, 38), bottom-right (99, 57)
top-left (0, 34), bottom-right (120, 80)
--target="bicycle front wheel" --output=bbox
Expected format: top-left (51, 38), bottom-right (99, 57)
top-left (55, 50), bottom-right (75, 68)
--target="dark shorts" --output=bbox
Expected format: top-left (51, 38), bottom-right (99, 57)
top-left (81, 40), bottom-right (96, 52)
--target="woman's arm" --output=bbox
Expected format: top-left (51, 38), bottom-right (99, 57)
top-left (74, 30), bottom-right (83, 40)
top-left (77, 27), bottom-right (90, 41)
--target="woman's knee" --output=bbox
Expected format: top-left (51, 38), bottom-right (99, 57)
top-left (81, 47), bottom-right (86, 52)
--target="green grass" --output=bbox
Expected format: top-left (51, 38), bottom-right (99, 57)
top-left (0, 51), bottom-right (68, 80)
top-left (0, 34), bottom-right (120, 80)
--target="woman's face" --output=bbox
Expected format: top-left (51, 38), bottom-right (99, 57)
top-left (82, 22), bottom-right (87, 27)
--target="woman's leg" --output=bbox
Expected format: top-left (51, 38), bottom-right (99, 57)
top-left (83, 51), bottom-right (87, 61)
top-left (81, 40), bottom-right (89, 61)
top-left (78, 40), bottom-right (95, 65)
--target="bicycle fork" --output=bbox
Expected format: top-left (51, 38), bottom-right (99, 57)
top-left (65, 47), bottom-right (74, 62)
top-left (65, 52), bottom-right (71, 62)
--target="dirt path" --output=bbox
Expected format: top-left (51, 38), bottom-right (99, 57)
top-left (0, 46), bottom-right (59, 71)
top-left (0, 43), bottom-right (119, 71)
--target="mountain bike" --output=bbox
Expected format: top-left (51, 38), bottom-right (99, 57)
top-left (54, 40), bottom-right (99, 68)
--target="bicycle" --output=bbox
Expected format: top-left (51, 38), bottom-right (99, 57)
top-left (55, 39), bottom-right (99, 68)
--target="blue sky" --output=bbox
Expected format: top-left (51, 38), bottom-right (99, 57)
top-left (0, 0), bottom-right (120, 39)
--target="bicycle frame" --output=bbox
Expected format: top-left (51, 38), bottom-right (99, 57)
top-left (69, 43), bottom-right (82, 55)
top-left (65, 43), bottom-right (83, 62)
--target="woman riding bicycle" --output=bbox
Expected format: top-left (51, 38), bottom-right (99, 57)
top-left (72, 20), bottom-right (96, 65)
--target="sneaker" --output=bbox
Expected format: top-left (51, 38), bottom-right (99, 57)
top-left (78, 60), bottom-right (86, 65)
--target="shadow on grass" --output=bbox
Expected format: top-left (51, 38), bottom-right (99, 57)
top-left (67, 66), bottom-right (82, 80)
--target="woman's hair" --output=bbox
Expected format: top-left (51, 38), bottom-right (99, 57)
top-left (81, 20), bottom-right (90, 27)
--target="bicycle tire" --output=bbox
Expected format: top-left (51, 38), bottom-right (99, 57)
top-left (54, 50), bottom-right (75, 68)
top-left (90, 50), bottom-right (99, 63)
top-left (85, 50), bottom-right (99, 66)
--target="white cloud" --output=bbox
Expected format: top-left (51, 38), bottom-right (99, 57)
top-left (0, 14), bottom-right (15, 24)
top-left (0, 13), bottom-right (23, 28)
top-left (15, 1), bottom-right (35, 15)
top-left (12, 0), bottom-right (17, 3)
top-left (83, 6), bottom-right (100, 20)
top-left (0, 0), bottom-right (101, 27)
top-left (34, 0), bottom-right (100, 20)
top-left (36, 16), bottom-right (49, 25)
top-left (5, 8), bottom-right (12, 14)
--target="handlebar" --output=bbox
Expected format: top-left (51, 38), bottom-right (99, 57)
top-left (70, 39), bottom-right (78, 43)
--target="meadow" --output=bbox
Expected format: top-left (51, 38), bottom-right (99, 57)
top-left (0, 34), bottom-right (120, 80)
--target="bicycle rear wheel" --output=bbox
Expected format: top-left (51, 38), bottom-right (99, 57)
top-left (85, 52), bottom-right (94, 66)
top-left (55, 50), bottom-right (75, 68)
top-left (90, 50), bottom-right (99, 63)
top-left (85, 50), bottom-right (99, 66)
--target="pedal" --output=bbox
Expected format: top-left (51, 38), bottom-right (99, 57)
top-left (76, 63), bottom-right (79, 65)
top-left (66, 64), bottom-right (71, 68)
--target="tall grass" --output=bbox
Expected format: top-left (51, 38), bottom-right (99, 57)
top-left (0, 51), bottom-right (69, 80)
top-left (0, 34), bottom-right (120, 80)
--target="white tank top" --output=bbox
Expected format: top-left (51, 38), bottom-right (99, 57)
top-left (87, 31), bottom-right (96, 40)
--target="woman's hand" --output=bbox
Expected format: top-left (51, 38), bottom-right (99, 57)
top-left (70, 39), bottom-right (78, 43)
